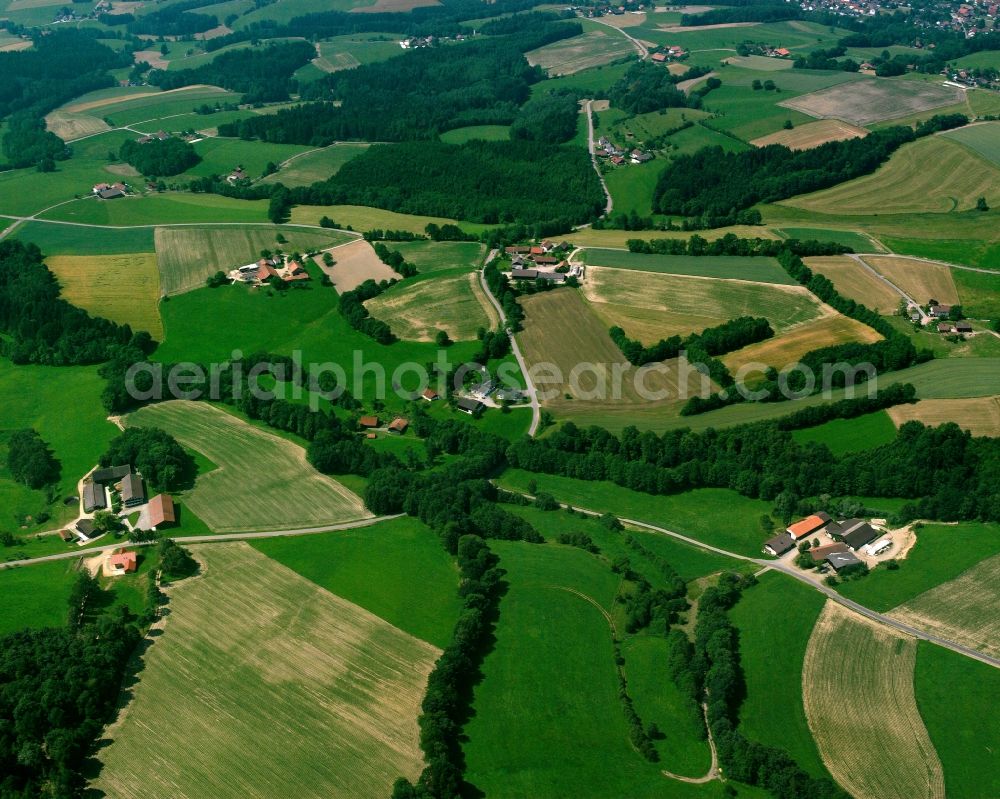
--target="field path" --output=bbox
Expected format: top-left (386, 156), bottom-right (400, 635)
top-left (589, 16), bottom-right (649, 59)
top-left (585, 99), bottom-right (614, 217)
top-left (499, 487), bottom-right (1000, 670)
top-left (661, 702), bottom-right (719, 784)
top-left (855, 251), bottom-right (1000, 276)
top-left (847, 254), bottom-right (928, 322)
top-left (479, 251), bottom-right (541, 436)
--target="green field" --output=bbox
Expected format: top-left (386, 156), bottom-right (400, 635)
top-left (0, 559), bottom-right (80, 635)
top-left (183, 137), bottom-right (313, 181)
top-left (41, 193), bottom-right (269, 226)
top-left (533, 59), bottom-right (633, 97)
top-left (94, 542), bottom-right (439, 799)
top-left (790, 410), bottom-right (898, 456)
top-left (778, 227), bottom-right (878, 252)
top-left (252, 517), bottom-right (461, 647)
top-left (583, 249), bottom-right (793, 284)
top-left (604, 161), bottom-right (664, 217)
top-left (730, 572), bottom-right (831, 779)
top-left (953, 268), bottom-right (1000, 318)
top-left (499, 469), bottom-right (774, 558)
top-left (12, 222), bottom-right (154, 255)
top-left (439, 125), bottom-right (511, 144)
top-left (291, 203), bottom-right (491, 236)
top-left (837, 522), bottom-right (1000, 611)
top-left (942, 121), bottom-right (1000, 167)
top-left (390, 240), bottom-right (486, 271)
top-left (258, 143), bottom-right (371, 187)
top-left (126, 401), bottom-right (369, 532)
top-left (915, 642), bottom-right (1000, 799)
top-left (312, 33), bottom-right (403, 72)
top-left (0, 359), bottom-right (118, 531)
top-left (154, 224), bottom-right (355, 295)
top-left (464, 540), bottom-right (739, 798)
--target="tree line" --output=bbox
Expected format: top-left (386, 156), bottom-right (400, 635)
top-left (681, 4), bottom-right (802, 25)
top-left (610, 315), bottom-right (773, 368)
top-left (338, 278), bottom-right (397, 344)
top-left (666, 574), bottom-right (849, 799)
top-left (506, 402), bottom-right (1000, 523)
top-left (0, 240), bottom-right (156, 366)
top-left (652, 114), bottom-right (969, 217)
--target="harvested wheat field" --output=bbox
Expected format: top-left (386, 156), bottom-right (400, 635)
top-left (751, 119), bottom-right (868, 151)
top-left (722, 313), bottom-right (882, 372)
top-left (803, 256), bottom-right (902, 313)
top-left (94, 542), bottom-right (438, 799)
top-left (582, 265), bottom-right (824, 342)
top-left (890, 553), bottom-right (1000, 659)
top-left (62, 84), bottom-right (225, 114)
top-left (779, 79), bottom-right (962, 127)
top-left (46, 253), bottom-right (163, 339)
top-left (803, 602), bottom-right (945, 799)
top-left (657, 21), bottom-right (760, 31)
top-left (526, 29), bottom-right (635, 75)
top-left (864, 256), bottom-right (960, 306)
top-left (517, 289), bottom-right (716, 414)
top-left (783, 137), bottom-right (1000, 215)
top-left (126, 401), bottom-right (370, 532)
top-left (350, 0), bottom-right (440, 11)
top-left (317, 239), bottom-right (401, 292)
top-left (43, 110), bottom-right (110, 141)
top-left (887, 397), bottom-right (1000, 437)
top-left (365, 273), bottom-right (497, 341)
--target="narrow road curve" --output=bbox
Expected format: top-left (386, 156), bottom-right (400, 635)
top-left (503, 487), bottom-right (1000, 670)
top-left (0, 515), bottom-right (403, 571)
top-left (590, 16), bottom-right (649, 59)
top-left (846, 254), bottom-right (928, 322)
top-left (585, 99), bottom-right (613, 218)
top-left (662, 702), bottom-right (719, 784)
top-left (479, 250), bottom-right (541, 436)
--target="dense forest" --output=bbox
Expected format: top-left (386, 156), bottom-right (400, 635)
top-left (0, 240), bottom-right (155, 366)
top-left (151, 41), bottom-right (315, 103)
top-left (652, 115), bottom-right (968, 216)
top-left (608, 61), bottom-right (694, 114)
top-left (284, 140), bottom-right (603, 224)
top-left (127, 0), bottom-right (218, 36)
top-left (119, 137), bottom-right (201, 177)
top-left (510, 91), bottom-right (580, 144)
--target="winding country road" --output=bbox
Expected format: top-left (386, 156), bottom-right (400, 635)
top-left (589, 15), bottom-right (649, 59)
top-left (0, 515), bottom-right (403, 571)
top-left (505, 488), bottom-right (1000, 671)
top-left (479, 250), bottom-right (542, 436)
top-left (585, 99), bottom-right (614, 217)
top-left (846, 254), bottom-right (929, 323)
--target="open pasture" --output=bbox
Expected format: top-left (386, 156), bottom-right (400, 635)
top-left (779, 77), bottom-right (962, 126)
top-left (941, 120), bottom-right (1000, 167)
top-left (526, 29), bottom-right (635, 75)
top-left (802, 602), bottom-right (945, 799)
top-left (518, 288), bottom-right (714, 412)
top-left (364, 272), bottom-right (496, 341)
top-left (313, 33), bottom-right (402, 70)
top-left (350, 0), bottom-right (439, 12)
top-left (439, 125), bottom-right (511, 143)
top-left (94, 542), bottom-right (438, 799)
top-left (721, 313), bottom-right (882, 372)
top-left (556, 225), bottom-right (781, 250)
top-left (41, 192), bottom-right (269, 226)
top-left (781, 228), bottom-right (881, 252)
top-left (46, 254), bottom-right (163, 339)
top-left (260, 143), bottom-right (370, 187)
top-left (952, 268), bottom-right (1000, 319)
top-left (887, 397), bottom-right (1000, 437)
top-left (782, 137), bottom-right (1000, 215)
top-left (390, 240), bottom-right (486, 272)
top-left (0, 559), bottom-right (79, 635)
top-left (13, 222), bottom-right (154, 255)
top-left (582, 265), bottom-right (825, 342)
top-left (69, 85), bottom-right (238, 128)
top-left (184, 137), bottom-right (313, 181)
top-left (803, 256), bottom-right (901, 312)
top-left (584, 249), bottom-right (794, 284)
top-left (318, 238), bottom-right (400, 292)
top-left (891, 553), bottom-right (1000, 659)
top-left (723, 54), bottom-right (793, 71)
top-left (750, 118), bottom-right (868, 150)
top-left (154, 225), bottom-right (354, 295)
top-left (463, 540), bottom-right (719, 798)
top-left (126, 401), bottom-right (369, 532)
top-left (790, 409), bottom-right (898, 456)
top-left (291, 203), bottom-right (490, 237)
top-left (863, 255), bottom-right (960, 306)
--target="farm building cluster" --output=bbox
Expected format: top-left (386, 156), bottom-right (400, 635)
top-left (229, 255), bottom-right (311, 287)
top-left (574, 2), bottom-right (646, 19)
top-left (91, 181), bottom-right (130, 200)
top-left (765, 512), bottom-right (893, 573)
top-left (506, 240), bottom-right (582, 283)
top-left (650, 46), bottom-right (688, 64)
top-left (67, 464), bottom-right (176, 544)
top-left (596, 136), bottom-right (654, 167)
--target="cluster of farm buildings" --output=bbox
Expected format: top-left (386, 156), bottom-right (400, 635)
top-left (229, 255), bottom-right (311, 287)
top-left (650, 46), bottom-right (688, 64)
top-left (67, 464), bottom-right (176, 547)
top-left (765, 512), bottom-right (892, 572)
top-left (596, 136), bottom-right (654, 167)
top-left (507, 240), bottom-right (582, 283)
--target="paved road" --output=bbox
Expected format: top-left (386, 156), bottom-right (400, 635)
top-left (847, 254), bottom-right (928, 323)
top-left (590, 15), bottom-right (649, 59)
top-left (0, 515), bottom-right (402, 571)
top-left (479, 251), bottom-right (541, 436)
top-left (585, 99), bottom-right (613, 217)
top-left (505, 488), bottom-right (1000, 670)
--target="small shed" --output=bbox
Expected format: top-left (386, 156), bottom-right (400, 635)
top-left (359, 415), bottom-right (380, 429)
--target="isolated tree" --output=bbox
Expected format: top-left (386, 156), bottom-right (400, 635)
top-left (7, 429), bottom-right (60, 489)
top-left (435, 329), bottom-right (452, 347)
top-left (977, 196), bottom-right (990, 212)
